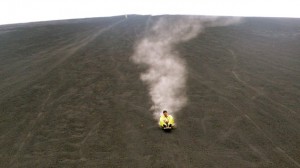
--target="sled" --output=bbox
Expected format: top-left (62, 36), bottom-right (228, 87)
top-left (163, 126), bottom-right (172, 130)
top-left (161, 124), bottom-right (175, 131)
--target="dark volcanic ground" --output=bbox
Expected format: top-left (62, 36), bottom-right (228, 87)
top-left (0, 15), bottom-right (299, 168)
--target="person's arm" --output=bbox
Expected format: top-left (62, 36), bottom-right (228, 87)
top-left (159, 116), bottom-right (164, 126)
top-left (169, 115), bottom-right (175, 125)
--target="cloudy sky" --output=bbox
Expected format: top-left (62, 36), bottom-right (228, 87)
top-left (1, 0), bottom-right (300, 25)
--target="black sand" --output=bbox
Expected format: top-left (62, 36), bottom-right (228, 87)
top-left (0, 15), bottom-right (299, 167)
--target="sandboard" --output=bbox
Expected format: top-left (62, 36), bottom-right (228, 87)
top-left (163, 127), bottom-right (172, 130)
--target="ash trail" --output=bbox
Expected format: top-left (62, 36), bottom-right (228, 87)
top-left (131, 16), bottom-right (240, 119)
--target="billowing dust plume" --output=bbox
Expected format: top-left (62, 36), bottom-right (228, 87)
top-left (132, 16), bottom-right (240, 119)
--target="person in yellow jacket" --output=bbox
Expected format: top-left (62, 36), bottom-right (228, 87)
top-left (159, 110), bottom-right (175, 128)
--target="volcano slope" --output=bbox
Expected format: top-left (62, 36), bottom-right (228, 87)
top-left (0, 15), bottom-right (300, 168)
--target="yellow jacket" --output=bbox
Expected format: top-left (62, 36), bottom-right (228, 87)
top-left (159, 115), bottom-right (175, 127)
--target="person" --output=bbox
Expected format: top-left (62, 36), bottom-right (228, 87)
top-left (159, 110), bottom-right (175, 128)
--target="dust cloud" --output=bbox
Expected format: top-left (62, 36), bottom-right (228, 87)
top-left (132, 16), bottom-right (240, 119)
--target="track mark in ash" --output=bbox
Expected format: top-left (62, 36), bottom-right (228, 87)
top-left (275, 147), bottom-right (300, 167)
top-left (227, 49), bottom-right (296, 114)
top-left (220, 96), bottom-right (270, 140)
top-left (9, 92), bottom-right (52, 167)
top-left (47, 18), bottom-right (126, 73)
top-left (79, 121), bottom-right (101, 160)
top-left (221, 97), bottom-right (299, 166)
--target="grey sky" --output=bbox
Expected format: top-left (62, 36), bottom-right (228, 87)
top-left (1, 0), bottom-right (300, 25)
